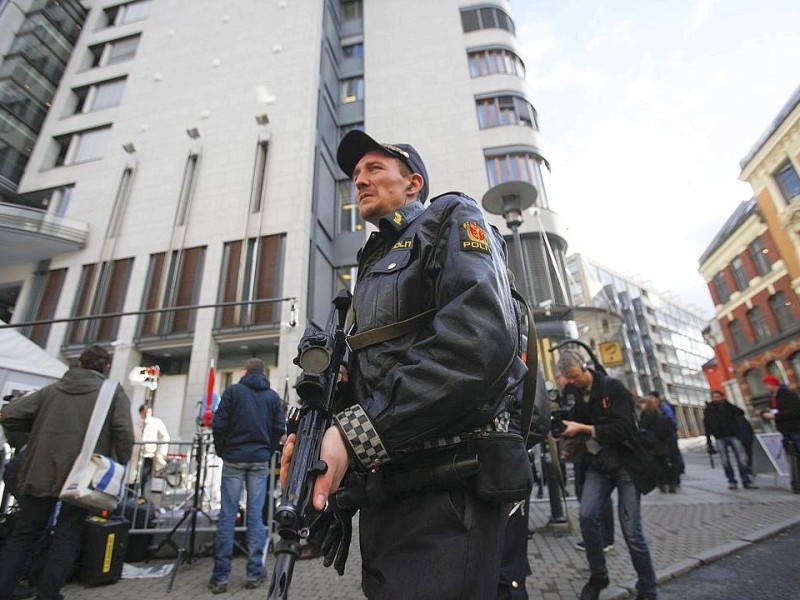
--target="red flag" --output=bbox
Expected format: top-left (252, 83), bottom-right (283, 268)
top-left (203, 360), bottom-right (215, 427)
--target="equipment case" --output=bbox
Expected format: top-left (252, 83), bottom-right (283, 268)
top-left (79, 515), bottom-right (128, 585)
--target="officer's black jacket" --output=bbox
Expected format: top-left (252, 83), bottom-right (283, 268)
top-left (334, 193), bottom-right (526, 469)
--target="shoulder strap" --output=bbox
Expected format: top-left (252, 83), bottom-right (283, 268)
top-left (512, 289), bottom-right (539, 446)
top-left (346, 309), bottom-right (436, 352)
top-left (77, 379), bottom-right (119, 459)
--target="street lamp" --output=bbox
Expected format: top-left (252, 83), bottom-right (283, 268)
top-left (481, 181), bottom-right (538, 304)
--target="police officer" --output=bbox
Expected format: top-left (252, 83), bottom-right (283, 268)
top-left (281, 130), bottom-right (525, 599)
top-left (558, 349), bottom-right (657, 600)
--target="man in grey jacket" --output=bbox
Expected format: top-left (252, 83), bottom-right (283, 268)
top-left (0, 345), bottom-right (134, 600)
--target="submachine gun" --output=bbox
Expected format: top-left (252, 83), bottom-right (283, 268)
top-left (268, 289), bottom-right (352, 599)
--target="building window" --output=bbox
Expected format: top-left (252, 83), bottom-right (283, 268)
top-left (748, 237), bottom-right (771, 276)
top-left (249, 141), bottom-right (269, 213)
top-left (176, 152), bottom-right (200, 226)
top-left (67, 258), bottom-right (134, 345)
top-left (341, 0), bottom-right (363, 21)
top-left (54, 126), bottom-right (112, 166)
top-left (468, 48), bottom-right (525, 79)
top-left (476, 95), bottom-right (537, 129)
top-left (336, 266), bottom-right (357, 294)
top-left (337, 180), bottom-right (364, 234)
top-left (341, 77), bottom-right (364, 104)
top-left (461, 7), bottom-right (515, 35)
top-left (139, 246), bottom-right (206, 337)
top-left (773, 160), bottom-right (800, 202)
top-left (747, 306), bottom-right (771, 343)
top-left (28, 268), bottom-right (67, 348)
top-left (73, 77), bottom-right (126, 113)
top-left (712, 272), bottom-right (730, 303)
top-left (730, 256), bottom-right (749, 291)
top-left (728, 319), bottom-right (748, 353)
top-left (769, 292), bottom-right (795, 330)
top-left (485, 151), bottom-right (547, 190)
top-left (102, 0), bottom-right (153, 27)
top-left (342, 42), bottom-right (363, 59)
top-left (217, 234), bottom-right (285, 329)
top-left (89, 35), bottom-right (140, 67)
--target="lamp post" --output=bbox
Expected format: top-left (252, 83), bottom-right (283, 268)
top-left (481, 181), bottom-right (538, 304)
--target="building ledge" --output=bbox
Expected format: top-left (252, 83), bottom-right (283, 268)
top-left (0, 202), bottom-right (88, 267)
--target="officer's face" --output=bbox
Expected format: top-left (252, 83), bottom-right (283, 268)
top-left (353, 150), bottom-right (413, 226)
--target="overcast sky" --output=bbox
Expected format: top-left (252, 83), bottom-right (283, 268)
top-left (512, 0), bottom-right (800, 316)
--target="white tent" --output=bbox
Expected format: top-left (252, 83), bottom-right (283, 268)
top-left (0, 321), bottom-right (68, 398)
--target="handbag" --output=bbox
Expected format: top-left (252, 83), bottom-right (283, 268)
top-left (60, 380), bottom-right (127, 512)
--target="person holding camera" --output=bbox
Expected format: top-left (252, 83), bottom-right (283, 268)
top-left (557, 350), bottom-right (657, 600)
top-left (760, 375), bottom-right (800, 493)
top-left (703, 390), bottom-right (757, 491)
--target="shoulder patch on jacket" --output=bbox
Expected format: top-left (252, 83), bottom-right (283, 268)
top-left (460, 221), bottom-right (491, 254)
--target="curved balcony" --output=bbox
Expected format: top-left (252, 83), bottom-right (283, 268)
top-left (0, 202), bottom-right (88, 267)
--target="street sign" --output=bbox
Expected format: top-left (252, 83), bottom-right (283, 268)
top-left (598, 341), bottom-right (624, 366)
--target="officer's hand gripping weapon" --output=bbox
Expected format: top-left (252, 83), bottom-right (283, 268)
top-left (268, 290), bottom-right (352, 599)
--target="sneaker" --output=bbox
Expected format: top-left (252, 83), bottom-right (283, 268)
top-left (728, 482), bottom-right (738, 490)
top-left (579, 577), bottom-right (610, 600)
top-left (743, 482), bottom-right (759, 490)
top-left (245, 575), bottom-right (265, 590)
top-left (208, 581), bottom-right (228, 594)
top-left (574, 540), bottom-right (613, 553)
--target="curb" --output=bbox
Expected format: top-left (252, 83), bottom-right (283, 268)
top-left (603, 514), bottom-right (800, 599)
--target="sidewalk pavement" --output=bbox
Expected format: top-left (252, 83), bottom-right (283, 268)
top-left (61, 437), bottom-right (800, 599)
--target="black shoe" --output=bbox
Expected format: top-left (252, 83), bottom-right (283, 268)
top-left (635, 594), bottom-right (657, 600)
top-left (245, 575), bottom-right (265, 589)
top-left (743, 482), bottom-right (759, 490)
top-left (579, 577), bottom-right (609, 600)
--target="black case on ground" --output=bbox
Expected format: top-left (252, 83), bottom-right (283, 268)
top-left (79, 515), bottom-right (128, 585)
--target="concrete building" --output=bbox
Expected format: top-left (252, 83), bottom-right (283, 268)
top-left (699, 84), bottom-right (800, 414)
top-left (567, 253), bottom-right (714, 436)
top-left (0, 0), bottom-right (573, 438)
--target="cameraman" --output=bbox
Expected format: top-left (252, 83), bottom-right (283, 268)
top-left (557, 350), bottom-right (657, 600)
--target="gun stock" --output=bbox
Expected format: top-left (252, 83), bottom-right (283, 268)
top-left (268, 289), bottom-right (352, 599)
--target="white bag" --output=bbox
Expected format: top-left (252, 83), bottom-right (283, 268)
top-left (60, 380), bottom-right (127, 512)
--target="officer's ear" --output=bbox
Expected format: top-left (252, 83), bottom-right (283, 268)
top-left (404, 173), bottom-right (424, 197)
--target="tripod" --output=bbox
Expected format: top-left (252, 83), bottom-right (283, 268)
top-left (151, 431), bottom-right (213, 592)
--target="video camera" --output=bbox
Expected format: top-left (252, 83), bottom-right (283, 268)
top-left (547, 382), bottom-right (576, 438)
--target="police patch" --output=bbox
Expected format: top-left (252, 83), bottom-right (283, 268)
top-left (460, 221), bottom-right (490, 254)
top-left (392, 239), bottom-right (412, 250)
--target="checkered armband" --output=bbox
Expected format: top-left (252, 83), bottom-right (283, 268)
top-left (334, 405), bottom-right (391, 471)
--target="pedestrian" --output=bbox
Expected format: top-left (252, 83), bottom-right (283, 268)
top-left (649, 390), bottom-right (684, 483)
top-left (558, 349), bottom-right (658, 600)
top-left (557, 372), bottom-right (614, 554)
top-left (760, 374), bottom-right (800, 493)
top-left (281, 130), bottom-right (527, 599)
top-left (209, 357), bottom-right (286, 593)
top-left (703, 390), bottom-right (757, 490)
top-left (0, 345), bottom-right (134, 600)
top-left (639, 395), bottom-right (678, 493)
top-left (135, 404), bottom-right (170, 496)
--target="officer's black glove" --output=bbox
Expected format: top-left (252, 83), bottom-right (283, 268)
top-left (307, 497), bottom-right (355, 576)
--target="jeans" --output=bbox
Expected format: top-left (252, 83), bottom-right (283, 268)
top-left (0, 496), bottom-right (87, 600)
top-left (715, 436), bottom-right (752, 485)
top-left (211, 461), bottom-right (269, 584)
top-left (579, 467), bottom-right (657, 597)
top-left (785, 432), bottom-right (800, 490)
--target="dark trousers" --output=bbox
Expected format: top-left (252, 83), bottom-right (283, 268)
top-left (0, 495), bottom-right (87, 600)
top-left (358, 486), bottom-right (504, 600)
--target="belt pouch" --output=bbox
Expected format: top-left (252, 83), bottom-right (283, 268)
top-left (470, 432), bottom-right (533, 503)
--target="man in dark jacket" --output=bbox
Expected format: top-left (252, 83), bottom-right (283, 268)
top-left (558, 349), bottom-right (657, 600)
top-left (703, 390), bottom-right (756, 490)
top-left (761, 375), bottom-right (800, 493)
top-left (209, 358), bottom-right (285, 593)
top-left (0, 345), bottom-right (133, 600)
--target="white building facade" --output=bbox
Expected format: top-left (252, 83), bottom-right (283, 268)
top-left (0, 0), bottom-right (565, 438)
